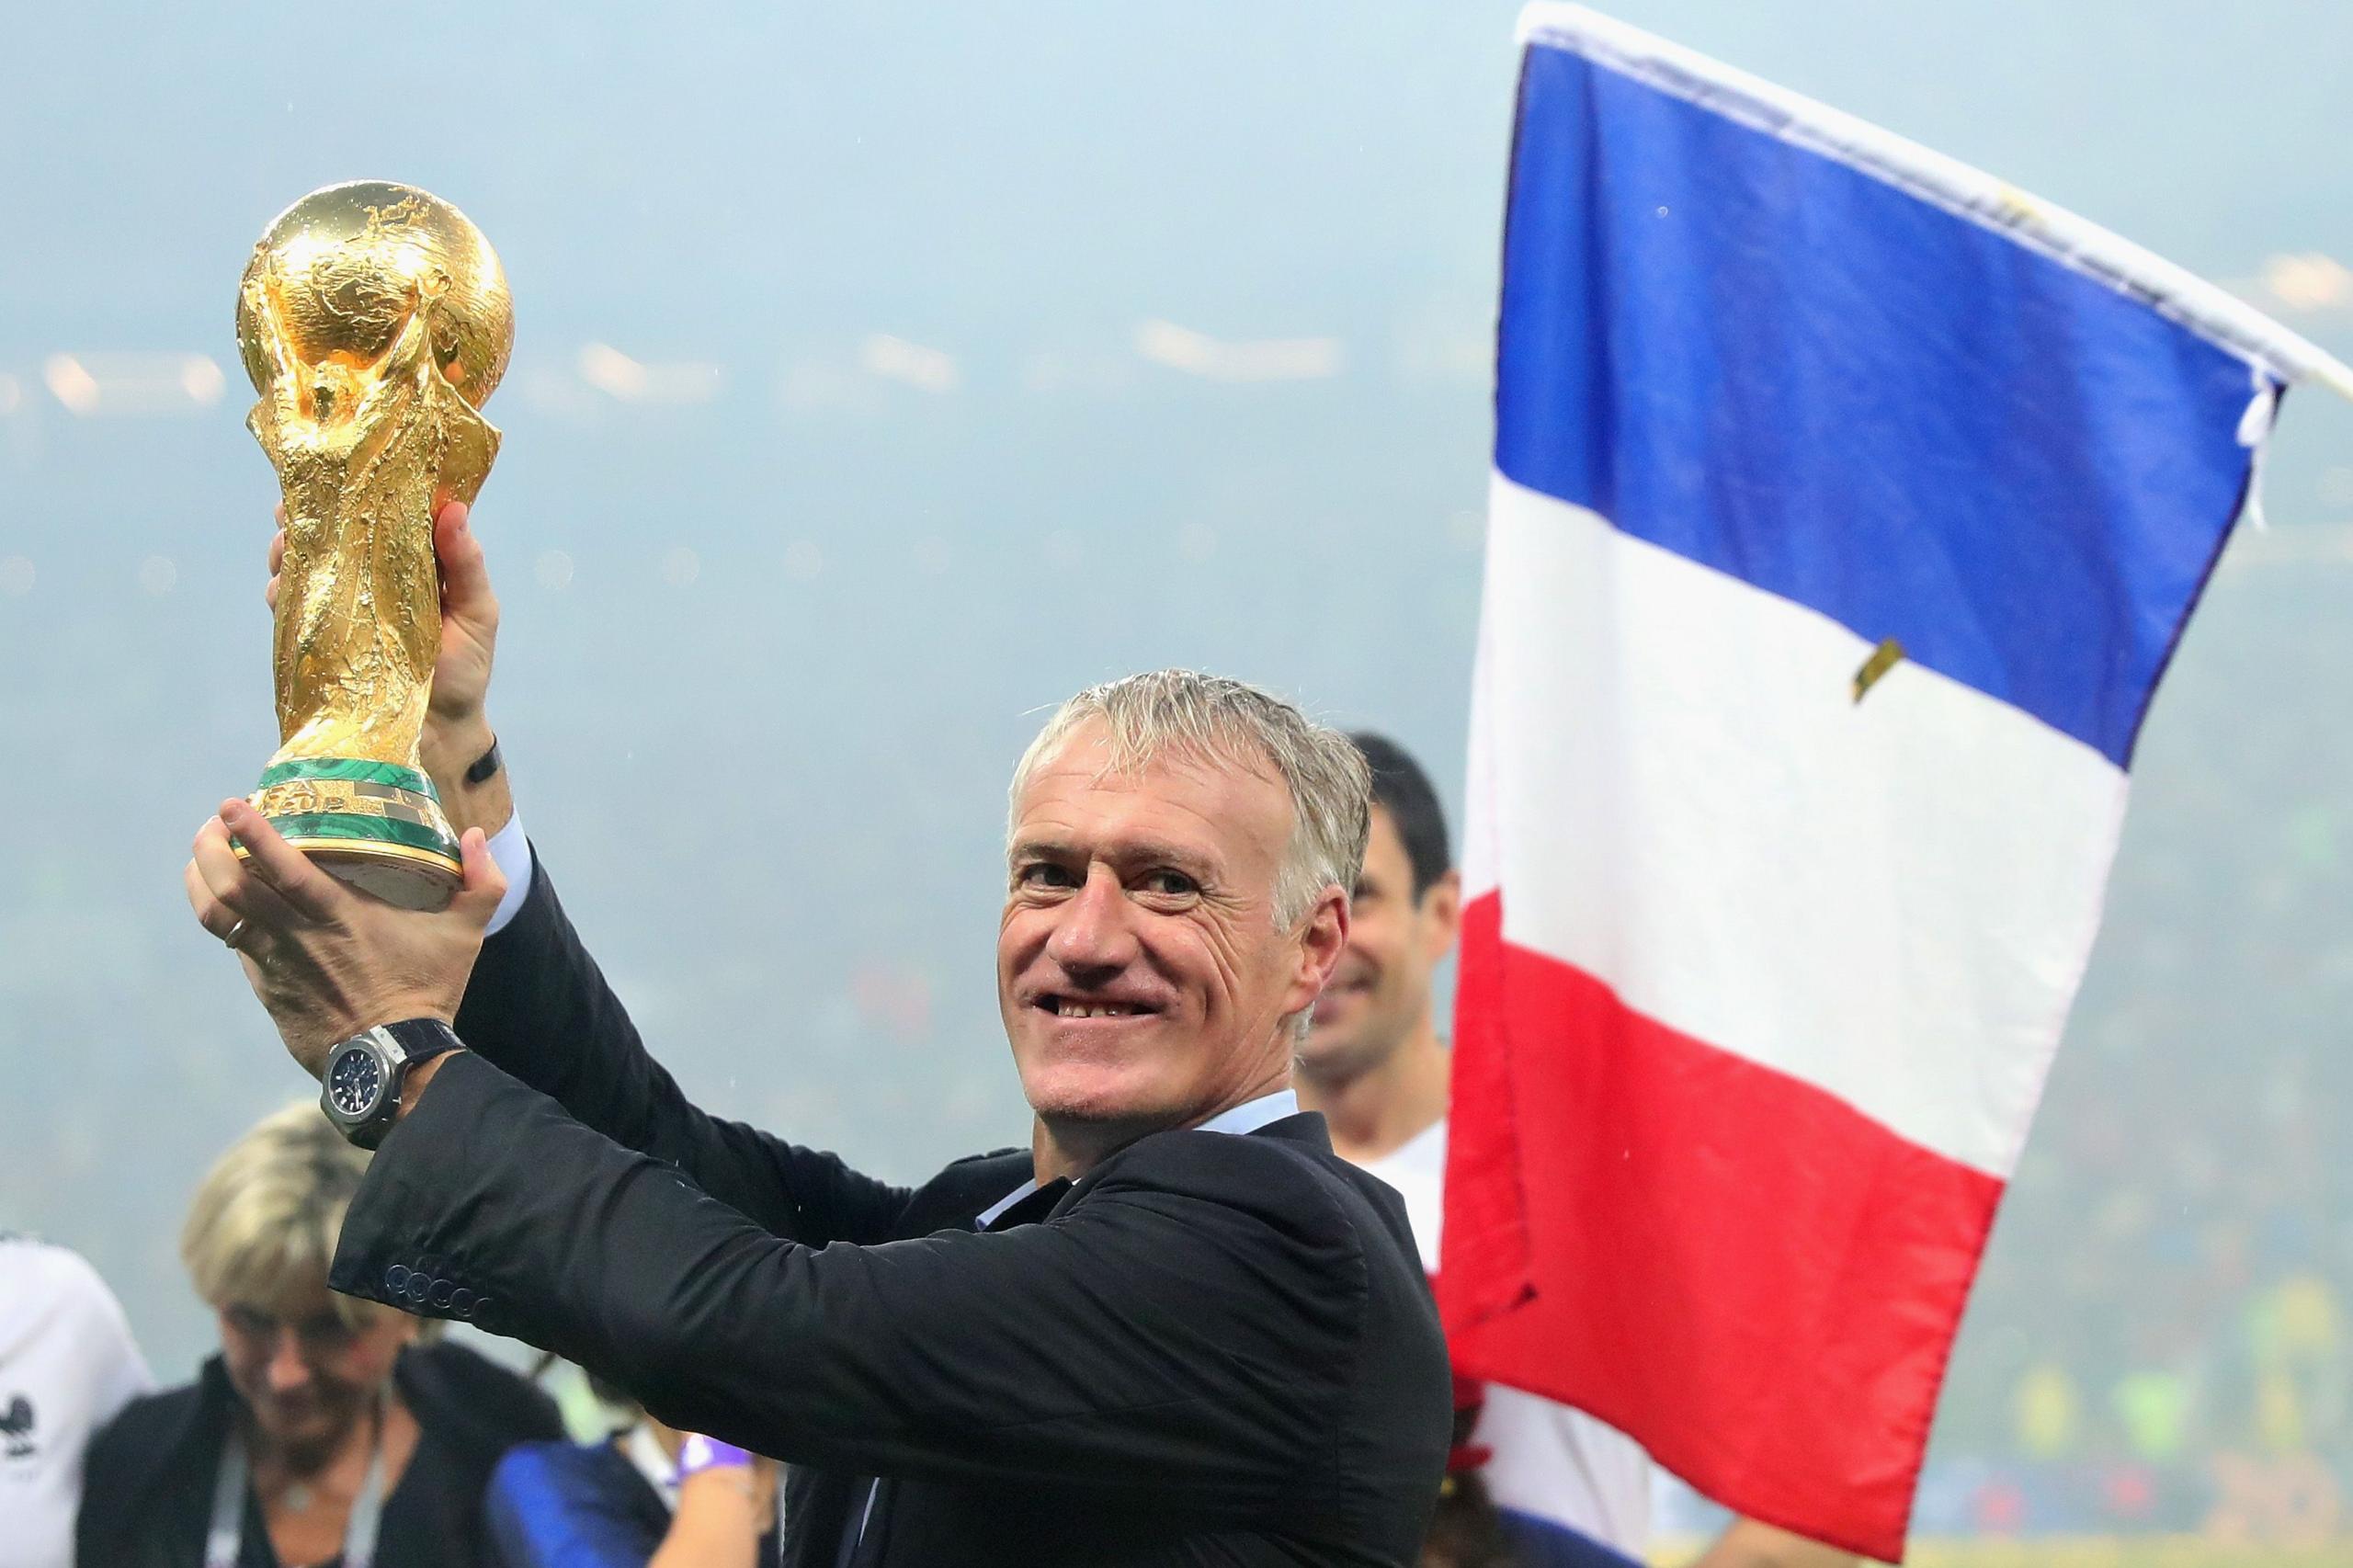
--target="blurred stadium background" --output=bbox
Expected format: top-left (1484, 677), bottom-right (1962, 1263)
top-left (4, 3), bottom-right (2349, 1559)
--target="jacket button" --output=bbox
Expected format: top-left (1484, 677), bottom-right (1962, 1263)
top-left (427, 1278), bottom-right (454, 1309)
top-left (450, 1288), bottom-right (474, 1312)
top-left (471, 1296), bottom-right (495, 1330)
top-left (385, 1265), bottom-right (410, 1292)
top-left (405, 1274), bottom-right (431, 1303)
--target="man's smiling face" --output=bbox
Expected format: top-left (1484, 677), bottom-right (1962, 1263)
top-left (998, 719), bottom-right (1343, 1152)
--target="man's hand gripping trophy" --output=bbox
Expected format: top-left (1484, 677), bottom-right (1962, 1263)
top-left (188, 182), bottom-right (518, 1075)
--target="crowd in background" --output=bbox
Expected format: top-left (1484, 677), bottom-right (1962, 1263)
top-left (6, 1106), bottom-right (780, 1568)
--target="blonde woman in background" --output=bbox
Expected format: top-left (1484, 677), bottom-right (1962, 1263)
top-left (75, 1102), bottom-right (562, 1568)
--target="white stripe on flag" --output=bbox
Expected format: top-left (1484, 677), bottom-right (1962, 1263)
top-left (1482, 473), bottom-right (2131, 1177)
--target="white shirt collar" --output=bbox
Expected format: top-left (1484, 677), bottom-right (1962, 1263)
top-left (1195, 1087), bottom-right (1300, 1136)
top-left (974, 1089), bottom-right (1301, 1230)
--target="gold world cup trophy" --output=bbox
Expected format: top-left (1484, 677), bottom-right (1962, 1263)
top-left (233, 180), bottom-right (513, 910)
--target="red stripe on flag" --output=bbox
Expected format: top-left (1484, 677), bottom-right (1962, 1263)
top-left (1440, 891), bottom-right (2003, 1562)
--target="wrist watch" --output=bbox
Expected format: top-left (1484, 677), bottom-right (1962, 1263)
top-left (320, 1018), bottom-right (465, 1149)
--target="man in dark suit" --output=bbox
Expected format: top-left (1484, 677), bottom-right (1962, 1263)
top-left (185, 504), bottom-right (1451, 1565)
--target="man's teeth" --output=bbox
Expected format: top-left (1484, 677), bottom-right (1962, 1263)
top-left (1055, 999), bottom-right (1142, 1018)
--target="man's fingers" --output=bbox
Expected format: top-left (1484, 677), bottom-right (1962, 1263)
top-left (190, 817), bottom-right (306, 933)
top-left (267, 528), bottom-right (286, 574)
top-left (216, 800), bottom-right (347, 924)
top-left (183, 857), bottom-right (279, 994)
top-left (184, 858), bottom-right (242, 944)
top-left (273, 501), bottom-right (286, 526)
top-left (449, 826), bottom-right (507, 929)
top-left (434, 502), bottom-right (495, 618)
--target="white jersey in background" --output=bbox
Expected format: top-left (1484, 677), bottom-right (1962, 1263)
top-left (1357, 1120), bottom-right (1653, 1563)
top-left (0, 1235), bottom-right (151, 1568)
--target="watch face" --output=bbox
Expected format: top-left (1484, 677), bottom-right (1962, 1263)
top-left (326, 1044), bottom-right (386, 1119)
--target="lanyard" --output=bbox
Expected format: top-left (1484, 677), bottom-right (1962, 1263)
top-left (206, 1402), bottom-right (389, 1568)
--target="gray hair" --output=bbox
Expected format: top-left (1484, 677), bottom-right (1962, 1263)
top-left (180, 1100), bottom-right (392, 1332)
top-left (1007, 669), bottom-right (1371, 929)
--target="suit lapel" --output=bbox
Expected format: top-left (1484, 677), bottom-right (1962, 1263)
top-left (801, 1114), bottom-right (1335, 1564)
top-left (1042, 1111), bottom-right (1335, 1224)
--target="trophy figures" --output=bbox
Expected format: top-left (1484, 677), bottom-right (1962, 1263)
top-left (234, 181), bottom-right (513, 911)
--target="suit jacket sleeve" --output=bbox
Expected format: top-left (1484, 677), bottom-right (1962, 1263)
top-left (330, 1055), bottom-right (1361, 1521)
top-left (452, 849), bottom-right (910, 1246)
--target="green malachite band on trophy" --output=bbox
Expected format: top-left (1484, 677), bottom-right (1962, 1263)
top-left (267, 812), bottom-right (460, 858)
top-left (242, 756), bottom-right (460, 906)
top-left (256, 756), bottom-right (440, 794)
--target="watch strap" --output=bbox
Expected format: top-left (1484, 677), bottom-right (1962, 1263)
top-left (377, 1017), bottom-right (464, 1070)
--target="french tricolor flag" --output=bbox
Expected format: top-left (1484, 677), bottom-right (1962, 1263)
top-left (1439, 7), bottom-right (2350, 1561)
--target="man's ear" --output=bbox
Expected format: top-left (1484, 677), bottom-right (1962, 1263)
top-left (1287, 884), bottom-right (1351, 1014)
top-left (1419, 869), bottom-right (1463, 964)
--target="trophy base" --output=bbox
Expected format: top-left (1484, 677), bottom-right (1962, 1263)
top-left (241, 757), bottom-right (461, 912)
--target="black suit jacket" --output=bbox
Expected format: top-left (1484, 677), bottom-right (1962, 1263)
top-left (326, 856), bottom-right (1451, 1567)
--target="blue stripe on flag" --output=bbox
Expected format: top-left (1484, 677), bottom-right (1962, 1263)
top-left (1495, 40), bottom-right (2261, 767)
top-left (1495, 1506), bottom-right (1646, 1568)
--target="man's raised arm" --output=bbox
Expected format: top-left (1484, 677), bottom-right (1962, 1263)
top-left (446, 844), bottom-right (911, 1247)
top-left (244, 502), bottom-right (910, 1246)
top-left (329, 1053), bottom-right (1398, 1517)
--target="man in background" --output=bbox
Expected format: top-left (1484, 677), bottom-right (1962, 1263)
top-left (486, 1378), bottom-right (780, 1568)
top-left (1297, 733), bottom-right (1854, 1568)
top-left (0, 1233), bottom-right (150, 1568)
